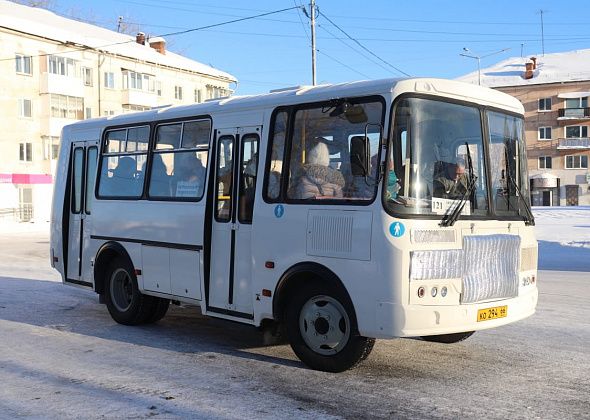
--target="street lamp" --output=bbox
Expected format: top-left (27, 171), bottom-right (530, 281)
top-left (460, 47), bottom-right (510, 86)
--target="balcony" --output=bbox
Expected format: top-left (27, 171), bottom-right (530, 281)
top-left (557, 138), bottom-right (590, 150)
top-left (40, 72), bottom-right (84, 97)
top-left (557, 107), bottom-right (590, 120)
top-left (122, 89), bottom-right (158, 108)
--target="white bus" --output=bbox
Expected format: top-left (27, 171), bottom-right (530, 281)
top-left (51, 78), bottom-right (538, 372)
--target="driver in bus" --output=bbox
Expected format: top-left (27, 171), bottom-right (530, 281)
top-left (433, 158), bottom-right (468, 199)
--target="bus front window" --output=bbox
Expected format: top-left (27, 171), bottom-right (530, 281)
top-left (487, 111), bottom-right (532, 221)
top-left (387, 97), bottom-right (489, 217)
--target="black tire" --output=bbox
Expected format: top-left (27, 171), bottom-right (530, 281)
top-left (285, 282), bottom-right (375, 373)
top-left (104, 256), bottom-right (156, 325)
top-left (145, 298), bottom-right (170, 324)
top-left (421, 331), bottom-right (475, 344)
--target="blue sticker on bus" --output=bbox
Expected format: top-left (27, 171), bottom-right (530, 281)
top-left (274, 204), bottom-right (284, 218)
top-left (389, 221), bottom-right (405, 238)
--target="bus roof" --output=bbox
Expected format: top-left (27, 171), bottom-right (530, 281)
top-left (64, 77), bottom-right (524, 133)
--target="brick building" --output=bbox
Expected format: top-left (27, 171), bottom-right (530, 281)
top-left (459, 49), bottom-right (590, 206)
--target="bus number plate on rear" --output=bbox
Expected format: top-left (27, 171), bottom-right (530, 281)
top-left (477, 305), bottom-right (507, 322)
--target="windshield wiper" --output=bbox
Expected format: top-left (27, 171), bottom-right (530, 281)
top-left (439, 176), bottom-right (477, 227)
top-left (505, 170), bottom-right (535, 226)
top-left (503, 143), bottom-right (535, 226)
top-left (440, 142), bottom-right (477, 227)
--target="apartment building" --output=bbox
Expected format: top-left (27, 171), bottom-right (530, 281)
top-left (459, 49), bottom-right (590, 206)
top-left (0, 0), bottom-right (236, 221)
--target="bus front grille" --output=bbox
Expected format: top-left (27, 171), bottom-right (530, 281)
top-left (461, 234), bottom-right (520, 304)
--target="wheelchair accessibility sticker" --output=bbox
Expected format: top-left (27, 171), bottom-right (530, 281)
top-left (389, 221), bottom-right (405, 238)
top-left (274, 204), bottom-right (285, 218)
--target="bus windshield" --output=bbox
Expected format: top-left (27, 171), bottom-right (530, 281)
top-left (385, 96), bottom-right (529, 220)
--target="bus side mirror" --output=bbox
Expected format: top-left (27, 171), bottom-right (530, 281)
top-left (350, 136), bottom-right (370, 177)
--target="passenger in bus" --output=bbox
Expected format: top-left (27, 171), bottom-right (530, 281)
top-left (107, 156), bottom-right (138, 196)
top-left (173, 153), bottom-right (206, 198)
top-left (294, 142), bottom-right (345, 199)
top-left (148, 154), bottom-right (170, 197)
top-left (433, 158), bottom-right (468, 199)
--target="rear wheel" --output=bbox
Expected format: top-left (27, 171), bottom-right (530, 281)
top-left (421, 331), bottom-right (475, 343)
top-left (146, 298), bottom-right (170, 323)
top-left (286, 283), bottom-right (374, 372)
top-left (104, 256), bottom-right (156, 325)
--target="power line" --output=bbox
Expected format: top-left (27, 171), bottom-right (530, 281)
top-left (317, 23), bottom-right (392, 75)
top-left (317, 9), bottom-right (410, 77)
top-left (316, 49), bottom-right (372, 79)
top-left (0, 6), bottom-right (301, 63)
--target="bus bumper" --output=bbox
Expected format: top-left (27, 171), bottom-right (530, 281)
top-left (373, 287), bottom-right (538, 339)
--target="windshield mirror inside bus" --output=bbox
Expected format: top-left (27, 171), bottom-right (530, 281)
top-left (387, 97), bottom-right (489, 217)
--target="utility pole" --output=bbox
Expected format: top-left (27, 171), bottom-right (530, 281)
top-left (310, 0), bottom-right (317, 85)
top-left (539, 9), bottom-right (545, 57)
top-left (461, 47), bottom-right (510, 86)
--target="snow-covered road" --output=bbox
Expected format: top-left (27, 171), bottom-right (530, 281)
top-left (0, 209), bottom-right (588, 419)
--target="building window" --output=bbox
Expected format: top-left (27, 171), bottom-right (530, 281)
top-left (122, 104), bottom-right (151, 113)
top-left (565, 97), bottom-right (588, 109)
top-left (18, 99), bottom-right (32, 118)
top-left (42, 136), bottom-right (60, 160)
top-left (174, 86), bottom-right (183, 100)
top-left (19, 142), bottom-right (33, 162)
top-left (565, 155), bottom-right (588, 169)
top-left (538, 156), bottom-right (552, 169)
top-left (565, 125), bottom-right (588, 139)
top-left (104, 72), bottom-right (115, 89)
top-left (538, 97), bottom-right (552, 111)
top-left (122, 70), bottom-right (154, 92)
top-left (49, 94), bottom-right (84, 119)
top-left (194, 89), bottom-right (204, 103)
top-left (538, 127), bottom-right (552, 140)
top-left (82, 67), bottom-right (93, 86)
top-left (85, 107), bottom-right (92, 119)
top-left (15, 54), bottom-right (32, 75)
top-left (48, 55), bottom-right (76, 77)
top-left (103, 110), bottom-right (116, 116)
top-left (155, 81), bottom-right (162, 96)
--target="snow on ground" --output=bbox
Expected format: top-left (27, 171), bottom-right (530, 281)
top-left (532, 206), bottom-right (590, 271)
top-left (0, 209), bottom-right (588, 419)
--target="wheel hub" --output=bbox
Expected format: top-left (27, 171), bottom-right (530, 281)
top-left (299, 295), bottom-right (351, 355)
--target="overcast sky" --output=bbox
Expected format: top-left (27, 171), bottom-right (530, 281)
top-left (43, 0), bottom-right (590, 95)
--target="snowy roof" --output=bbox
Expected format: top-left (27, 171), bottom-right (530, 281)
top-left (0, 0), bottom-right (236, 83)
top-left (456, 49), bottom-right (590, 88)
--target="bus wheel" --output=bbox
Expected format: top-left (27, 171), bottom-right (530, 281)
top-left (146, 298), bottom-right (170, 323)
top-left (105, 256), bottom-right (155, 325)
top-left (421, 331), bottom-right (475, 343)
top-left (286, 284), bottom-right (375, 372)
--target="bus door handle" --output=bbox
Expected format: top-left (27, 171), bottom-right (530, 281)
top-left (231, 223), bottom-right (239, 231)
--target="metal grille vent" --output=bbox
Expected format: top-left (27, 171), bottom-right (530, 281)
top-left (308, 214), bottom-right (353, 255)
top-left (462, 234), bottom-right (520, 303)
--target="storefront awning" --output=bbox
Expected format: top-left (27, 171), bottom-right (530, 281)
top-left (531, 173), bottom-right (559, 188)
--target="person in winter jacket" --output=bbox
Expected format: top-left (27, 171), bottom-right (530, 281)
top-left (293, 142), bottom-right (345, 199)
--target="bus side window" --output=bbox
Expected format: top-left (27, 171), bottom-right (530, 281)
top-left (97, 127), bottom-right (148, 199)
top-left (239, 134), bottom-right (259, 223)
top-left (265, 111), bottom-right (287, 200)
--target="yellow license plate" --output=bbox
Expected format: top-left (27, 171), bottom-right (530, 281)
top-left (477, 305), bottom-right (508, 322)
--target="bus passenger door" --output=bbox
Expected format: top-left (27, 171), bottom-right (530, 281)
top-left (208, 126), bottom-right (260, 318)
top-left (66, 141), bottom-right (98, 285)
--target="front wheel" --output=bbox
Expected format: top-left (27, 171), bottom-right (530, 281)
top-left (286, 283), bottom-right (374, 372)
top-left (421, 331), bottom-right (475, 343)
